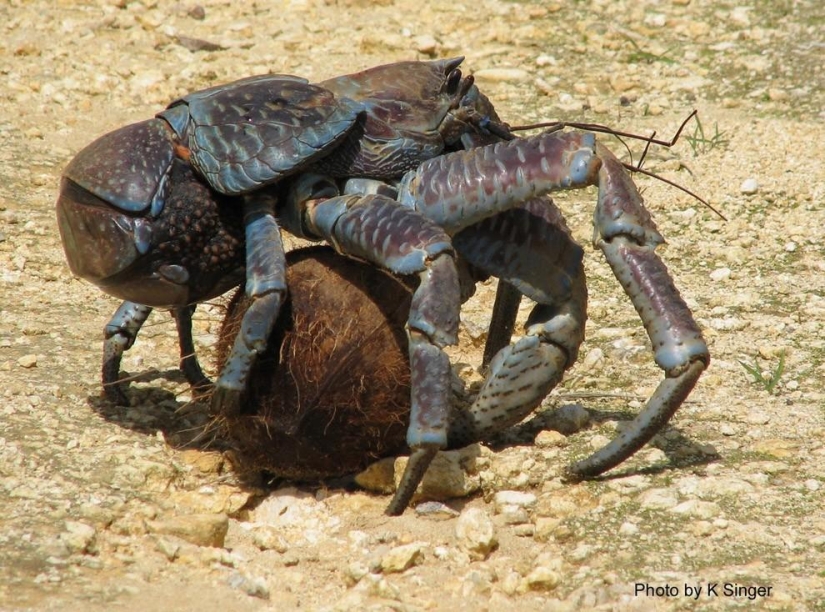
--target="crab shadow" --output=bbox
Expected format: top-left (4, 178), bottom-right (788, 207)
top-left (86, 368), bottom-right (222, 452)
top-left (489, 402), bottom-right (720, 479)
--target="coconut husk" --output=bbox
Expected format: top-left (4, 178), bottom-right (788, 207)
top-left (215, 246), bottom-right (413, 480)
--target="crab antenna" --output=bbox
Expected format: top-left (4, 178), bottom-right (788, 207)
top-left (624, 163), bottom-right (727, 221)
top-left (510, 111), bottom-right (724, 219)
top-left (508, 110), bottom-right (699, 149)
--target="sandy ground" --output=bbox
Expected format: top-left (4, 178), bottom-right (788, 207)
top-left (1, 1), bottom-right (824, 610)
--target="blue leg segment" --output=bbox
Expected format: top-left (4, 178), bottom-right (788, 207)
top-left (305, 193), bottom-right (460, 515)
top-left (447, 198), bottom-right (588, 446)
top-left (172, 305), bottom-right (213, 396)
top-left (102, 300), bottom-right (152, 404)
top-left (399, 130), bottom-right (708, 480)
top-left (212, 197), bottom-right (287, 417)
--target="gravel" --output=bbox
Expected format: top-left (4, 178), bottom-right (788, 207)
top-left (1, 1), bottom-right (824, 611)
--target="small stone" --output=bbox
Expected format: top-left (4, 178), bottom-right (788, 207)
top-left (804, 479), bottom-right (820, 492)
top-left (494, 491), bottom-right (537, 511)
top-left (355, 457), bottom-right (396, 494)
top-left (345, 560), bottom-right (370, 585)
top-left (535, 430), bottom-right (567, 448)
top-left (618, 521), bottom-right (638, 535)
top-left (155, 537), bottom-right (181, 561)
top-left (413, 34), bottom-right (438, 56)
top-left (546, 403), bottom-right (590, 435)
top-left (670, 499), bottom-right (720, 519)
top-left (638, 488), bottom-right (679, 510)
top-left (740, 178), bottom-right (759, 194)
top-left (719, 424), bottom-right (736, 436)
top-left (533, 517), bottom-right (562, 542)
top-left (228, 572), bottom-right (270, 600)
top-left (709, 267), bottom-right (731, 281)
top-left (524, 553), bottom-right (562, 592)
top-left (146, 513), bottom-right (228, 548)
top-left (380, 542), bottom-right (425, 573)
top-left (61, 521), bottom-right (97, 555)
top-left (251, 525), bottom-right (289, 552)
top-left (17, 354), bottom-right (37, 368)
top-left (415, 501), bottom-right (460, 519)
top-left (455, 507), bottom-right (497, 561)
top-left (582, 347), bottom-right (604, 370)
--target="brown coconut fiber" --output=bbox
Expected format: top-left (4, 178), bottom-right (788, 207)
top-left (215, 246), bottom-right (413, 480)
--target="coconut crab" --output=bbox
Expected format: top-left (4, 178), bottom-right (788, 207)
top-left (55, 57), bottom-right (709, 515)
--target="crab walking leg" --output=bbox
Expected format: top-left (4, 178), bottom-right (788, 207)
top-left (172, 305), bottom-right (213, 394)
top-left (102, 301), bottom-right (152, 403)
top-left (448, 198), bottom-right (588, 444)
top-left (400, 130), bottom-right (709, 477)
top-left (212, 198), bottom-right (287, 417)
top-left (564, 144), bottom-right (709, 479)
top-left (304, 193), bottom-right (460, 515)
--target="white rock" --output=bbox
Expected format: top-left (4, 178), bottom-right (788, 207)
top-left (709, 267), bottom-right (731, 281)
top-left (493, 491), bottom-right (537, 510)
top-left (455, 507), bottom-right (497, 561)
top-left (638, 488), bottom-right (679, 510)
top-left (380, 542), bottom-right (425, 573)
top-left (740, 178), bottom-right (759, 194)
top-left (669, 499), bottom-right (720, 519)
top-left (619, 521), bottom-right (639, 535)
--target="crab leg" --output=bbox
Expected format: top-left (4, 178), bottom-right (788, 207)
top-left (564, 144), bottom-right (709, 479)
top-left (102, 300), bottom-right (153, 404)
top-left (448, 198), bottom-right (588, 444)
top-left (171, 305), bottom-right (213, 395)
top-left (211, 197), bottom-right (287, 417)
top-left (102, 301), bottom-right (214, 403)
top-left (303, 193), bottom-right (460, 515)
top-left (399, 130), bottom-right (709, 478)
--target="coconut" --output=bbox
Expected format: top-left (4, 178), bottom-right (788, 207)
top-left (215, 246), bottom-right (413, 480)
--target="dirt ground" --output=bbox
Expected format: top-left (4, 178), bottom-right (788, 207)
top-left (1, 1), bottom-right (824, 610)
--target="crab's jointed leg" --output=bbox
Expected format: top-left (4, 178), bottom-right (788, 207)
top-left (400, 130), bottom-right (709, 479)
top-left (211, 197), bottom-right (287, 417)
top-left (300, 192), bottom-right (461, 515)
top-left (565, 143), bottom-right (709, 479)
top-left (102, 301), bottom-right (214, 403)
top-left (449, 197), bottom-right (588, 444)
top-left (171, 304), bottom-right (213, 395)
top-left (102, 300), bottom-right (153, 404)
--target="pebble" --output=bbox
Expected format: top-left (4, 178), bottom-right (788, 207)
top-left (415, 501), bottom-right (460, 519)
top-left (145, 513), bottom-right (228, 548)
top-left (669, 499), bottom-right (720, 519)
top-left (61, 521), bottom-right (97, 555)
top-left (17, 354), bottom-right (37, 368)
top-left (740, 178), bottom-right (759, 194)
top-left (719, 424), bottom-right (736, 436)
top-left (545, 403), bottom-right (591, 435)
top-left (251, 525), bottom-right (289, 553)
top-left (535, 430), bottom-right (567, 448)
top-left (493, 490), bottom-right (537, 510)
top-left (455, 507), bottom-right (497, 561)
top-left (618, 521), bottom-right (639, 535)
top-left (357, 445), bottom-right (484, 502)
top-left (413, 34), bottom-right (438, 56)
top-left (638, 488), bottom-right (679, 510)
top-left (709, 267), bottom-right (731, 281)
top-left (523, 553), bottom-right (562, 592)
top-left (380, 542), bottom-right (425, 573)
top-left (228, 571), bottom-right (270, 600)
